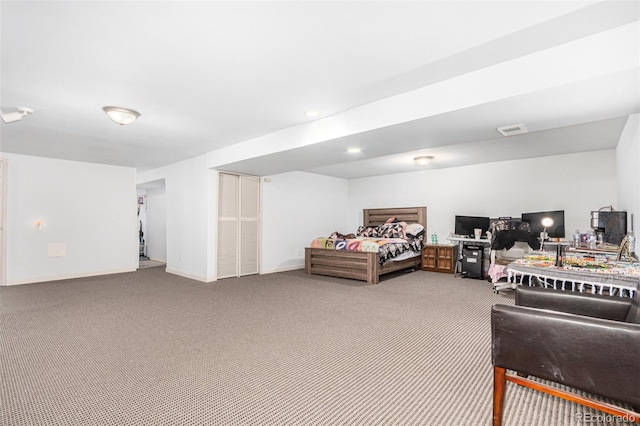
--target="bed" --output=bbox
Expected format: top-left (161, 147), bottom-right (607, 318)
top-left (305, 207), bottom-right (427, 284)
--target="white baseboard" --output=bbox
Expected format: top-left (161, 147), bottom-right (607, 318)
top-left (261, 265), bottom-right (305, 274)
top-left (5, 268), bottom-right (137, 286)
top-left (4, 265), bottom-right (307, 286)
top-left (165, 268), bottom-right (208, 283)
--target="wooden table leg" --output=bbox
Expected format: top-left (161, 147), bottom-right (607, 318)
top-left (493, 366), bottom-right (507, 426)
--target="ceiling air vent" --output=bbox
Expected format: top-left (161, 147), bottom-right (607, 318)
top-left (497, 123), bottom-right (528, 136)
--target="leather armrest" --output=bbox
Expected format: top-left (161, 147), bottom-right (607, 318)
top-left (492, 304), bottom-right (640, 407)
top-left (515, 286), bottom-right (631, 321)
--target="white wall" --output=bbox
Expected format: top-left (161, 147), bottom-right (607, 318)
top-left (137, 148), bottom-right (621, 282)
top-left (160, 158), bottom-right (212, 281)
top-left (139, 164), bottom-right (350, 279)
top-left (2, 153), bottom-right (137, 285)
top-left (145, 185), bottom-right (167, 262)
top-left (261, 171), bottom-right (348, 273)
top-left (616, 113), bottom-right (640, 235)
top-left (5, 123), bottom-right (630, 286)
top-left (348, 150), bottom-right (618, 239)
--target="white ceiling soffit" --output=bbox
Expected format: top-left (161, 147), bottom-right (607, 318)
top-left (219, 117), bottom-right (629, 180)
top-left (1, 1), bottom-right (638, 178)
top-left (210, 17), bottom-right (640, 177)
top-left (216, 66), bottom-right (640, 178)
top-left (308, 118), bottom-right (629, 179)
top-left (136, 179), bottom-right (166, 191)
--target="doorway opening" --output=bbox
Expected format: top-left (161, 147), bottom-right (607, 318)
top-left (136, 179), bottom-right (167, 270)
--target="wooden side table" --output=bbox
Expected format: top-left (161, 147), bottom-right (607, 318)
top-left (422, 244), bottom-right (458, 274)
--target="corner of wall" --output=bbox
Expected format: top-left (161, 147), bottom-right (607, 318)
top-left (616, 113), bottom-right (640, 231)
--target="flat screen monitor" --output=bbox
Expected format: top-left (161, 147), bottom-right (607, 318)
top-left (454, 215), bottom-right (490, 238)
top-left (521, 210), bottom-right (565, 238)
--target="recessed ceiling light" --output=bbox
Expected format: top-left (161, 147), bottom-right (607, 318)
top-left (497, 123), bottom-right (527, 136)
top-left (304, 110), bottom-right (321, 118)
top-left (414, 156), bottom-right (434, 166)
top-left (347, 148), bottom-right (361, 153)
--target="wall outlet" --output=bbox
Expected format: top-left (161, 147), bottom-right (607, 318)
top-left (297, 249), bottom-right (302, 257)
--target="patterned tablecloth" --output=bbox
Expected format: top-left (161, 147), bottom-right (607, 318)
top-left (506, 259), bottom-right (640, 297)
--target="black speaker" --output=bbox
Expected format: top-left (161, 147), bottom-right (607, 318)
top-left (462, 245), bottom-right (483, 279)
top-left (598, 211), bottom-right (627, 246)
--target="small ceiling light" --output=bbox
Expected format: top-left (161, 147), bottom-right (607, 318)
top-left (497, 123), bottom-right (528, 136)
top-left (103, 106), bottom-right (141, 125)
top-left (414, 156), bottom-right (434, 166)
top-left (347, 148), bottom-right (361, 153)
top-left (1, 106), bottom-right (34, 124)
top-left (304, 110), bottom-right (321, 118)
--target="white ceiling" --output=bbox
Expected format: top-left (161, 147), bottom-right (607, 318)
top-left (1, 1), bottom-right (639, 179)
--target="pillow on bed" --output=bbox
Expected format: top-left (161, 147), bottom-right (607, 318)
top-left (378, 222), bottom-right (406, 239)
top-left (405, 223), bottom-right (425, 238)
top-left (357, 226), bottom-right (379, 238)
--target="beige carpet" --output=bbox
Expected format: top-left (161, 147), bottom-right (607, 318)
top-left (138, 259), bottom-right (166, 269)
top-left (0, 268), bottom-right (630, 425)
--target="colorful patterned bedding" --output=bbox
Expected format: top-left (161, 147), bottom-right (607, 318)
top-left (310, 235), bottom-right (425, 265)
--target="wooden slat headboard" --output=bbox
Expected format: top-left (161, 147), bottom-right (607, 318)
top-left (363, 207), bottom-right (427, 227)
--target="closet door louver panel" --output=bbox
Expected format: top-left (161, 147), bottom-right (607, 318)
top-left (240, 221), bottom-right (258, 275)
top-left (240, 176), bottom-right (259, 219)
top-left (219, 173), bottom-right (238, 218)
top-left (217, 220), bottom-right (238, 278)
top-left (239, 176), bottom-right (260, 276)
top-left (217, 173), bottom-right (239, 279)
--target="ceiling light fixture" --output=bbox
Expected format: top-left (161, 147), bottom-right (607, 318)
top-left (1, 106), bottom-right (34, 124)
top-left (103, 106), bottom-right (141, 126)
top-left (347, 148), bottom-right (361, 153)
top-left (414, 156), bottom-right (434, 166)
top-left (304, 110), bottom-right (321, 118)
top-left (497, 123), bottom-right (528, 136)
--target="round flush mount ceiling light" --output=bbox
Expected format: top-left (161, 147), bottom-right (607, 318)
top-left (304, 110), bottom-right (321, 118)
top-left (103, 106), bottom-right (141, 125)
top-left (414, 156), bottom-right (434, 166)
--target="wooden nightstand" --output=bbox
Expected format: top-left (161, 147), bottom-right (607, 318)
top-left (422, 244), bottom-right (458, 274)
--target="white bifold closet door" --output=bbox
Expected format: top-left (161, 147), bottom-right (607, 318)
top-left (217, 173), bottom-right (260, 279)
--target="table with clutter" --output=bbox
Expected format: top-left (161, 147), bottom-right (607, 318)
top-left (505, 247), bottom-right (639, 297)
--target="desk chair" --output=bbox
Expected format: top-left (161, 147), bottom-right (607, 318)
top-left (488, 221), bottom-right (539, 292)
top-left (491, 286), bottom-right (640, 425)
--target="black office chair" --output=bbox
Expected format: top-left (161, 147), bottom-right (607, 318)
top-left (488, 221), bottom-right (539, 289)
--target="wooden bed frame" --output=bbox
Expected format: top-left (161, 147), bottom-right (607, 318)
top-left (305, 207), bottom-right (427, 284)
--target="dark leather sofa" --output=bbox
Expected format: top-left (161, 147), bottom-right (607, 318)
top-left (491, 286), bottom-right (640, 425)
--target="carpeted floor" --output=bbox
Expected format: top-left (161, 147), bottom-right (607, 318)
top-left (138, 259), bottom-right (166, 270)
top-left (0, 268), bottom-right (631, 425)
